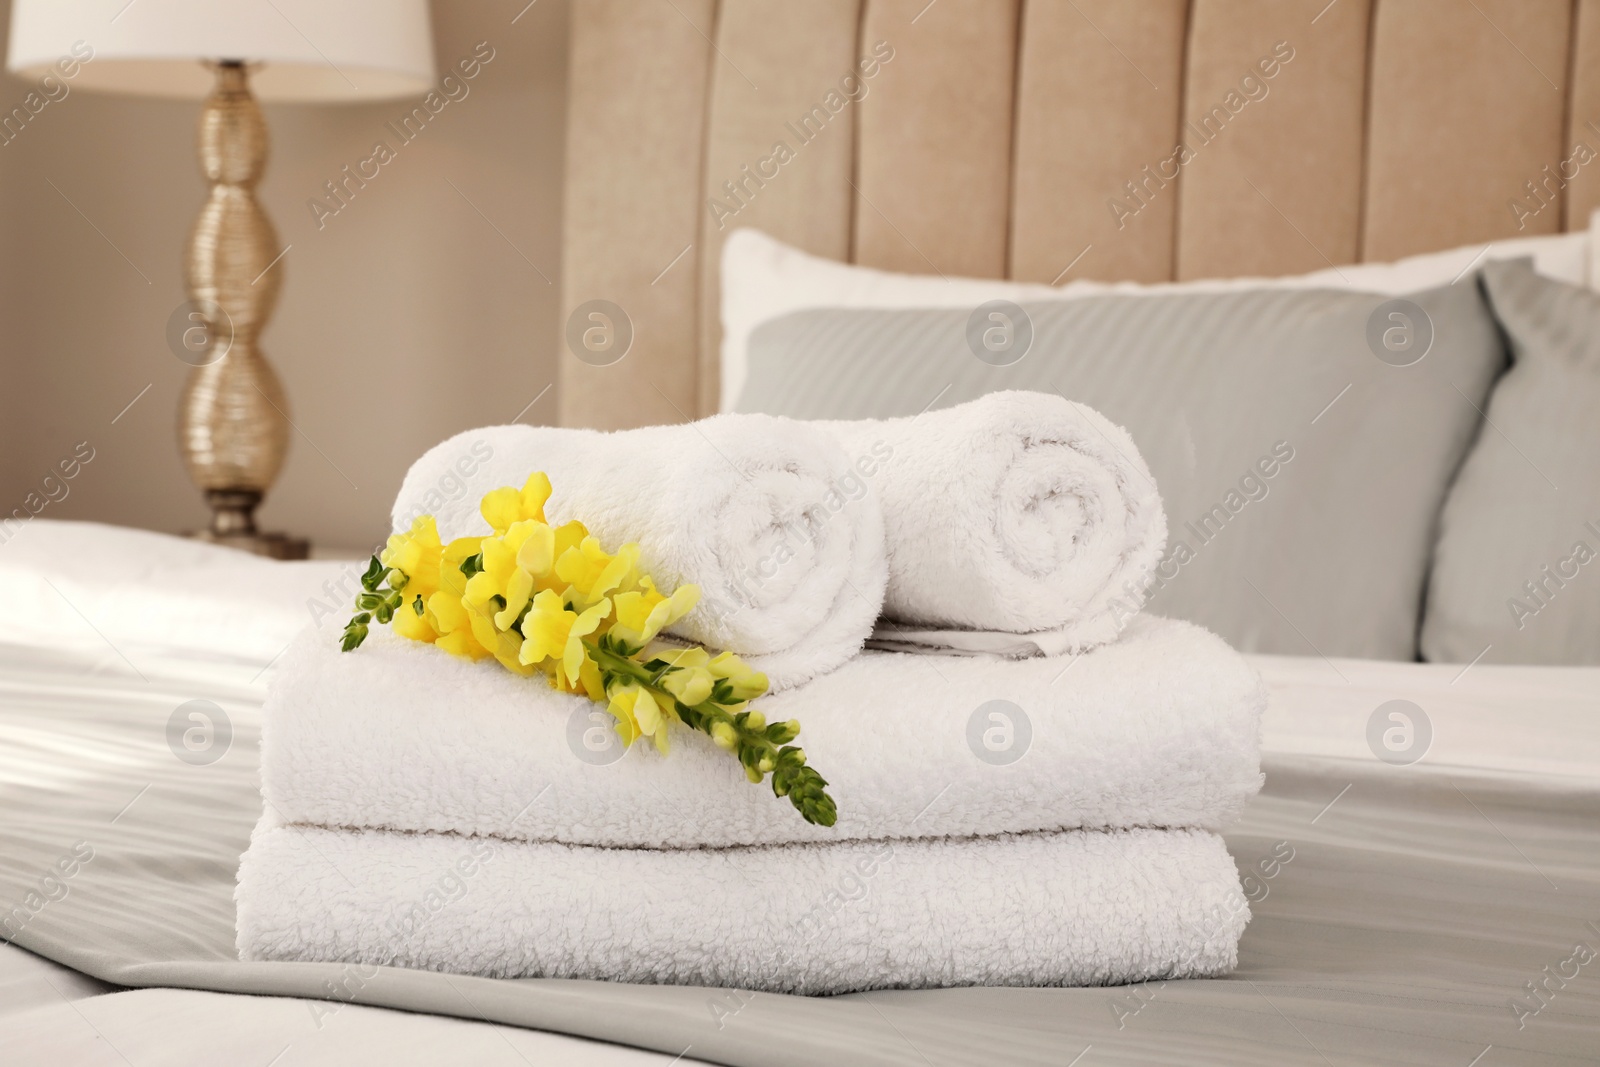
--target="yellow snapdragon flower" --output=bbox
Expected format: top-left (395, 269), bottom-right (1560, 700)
top-left (519, 589), bottom-right (610, 694)
top-left (461, 521), bottom-right (554, 676)
top-left (555, 536), bottom-right (640, 612)
top-left (382, 517), bottom-right (444, 644)
top-left (464, 520), bottom-right (540, 626)
top-left (428, 537), bottom-right (492, 660)
top-left (611, 576), bottom-right (700, 647)
top-left (391, 593), bottom-right (439, 644)
top-left (708, 651), bottom-right (768, 703)
top-left (340, 469), bottom-right (837, 826)
top-left (650, 646), bottom-right (715, 706)
top-left (480, 471), bottom-right (552, 534)
top-left (607, 682), bottom-right (673, 754)
top-left (381, 516), bottom-right (442, 592)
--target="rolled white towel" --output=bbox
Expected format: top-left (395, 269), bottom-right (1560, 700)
top-left (823, 390), bottom-right (1167, 652)
top-left (261, 614), bottom-right (1264, 849)
top-left (391, 416), bottom-right (887, 690)
top-left (236, 820), bottom-right (1249, 994)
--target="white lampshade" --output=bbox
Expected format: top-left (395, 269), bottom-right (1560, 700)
top-left (6, 0), bottom-right (436, 102)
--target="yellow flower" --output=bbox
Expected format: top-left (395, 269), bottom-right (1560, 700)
top-left (340, 473), bottom-right (837, 829)
top-left (426, 590), bottom-right (487, 660)
top-left (518, 589), bottom-right (610, 692)
top-left (468, 610), bottom-right (534, 676)
top-left (380, 517), bottom-right (444, 645)
top-left (540, 524), bottom-right (592, 601)
top-left (550, 520), bottom-right (589, 569)
top-left (390, 592), bottom-right (436, 643)
top-left (607, 683), bottom-right (673, 754)
top-left (480, 472), bottom-right (553, 534)
top-left (439, 537), bottom-right (484, 600)
top-left (515, 522), bottom-right (557, 584)
top-left (610, 577), bottom-right (700, 648)
top-left (460, 523), bottom-right (555, 676)
top-left (555, 536), bottom-right (640, 612)
top-left (419, 536), bottom-right (490, 658)
top-left (575, 654), bottom-right (606, 702)
top-left (605, 685), bottom-right (643, 747)
top-left (464, 520), bottom-right (544, 628)
top-left (381, 516), bottom-right (442, 597)
top-left (708, 651), bottom-right (768, 702)
top-left (650, 646), bottom-right (715, 706)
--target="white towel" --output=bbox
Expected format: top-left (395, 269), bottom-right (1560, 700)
top-left (391, 416), bottom-right (888, 691)
top-left (261, 614), bottom-right (1263, 849)
top-left (823, 390), bottom-right (1167, 654)
top-left (236, 820), bottom-right (1248, 994)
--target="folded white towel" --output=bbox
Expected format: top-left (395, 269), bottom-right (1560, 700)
top-left (391, 416), bottom-right (888, 690)
top-left (823, 390), bottom-right (1167, 653)
top-left (866, 620), bottom-right (1088, 659)
top-left (262, 614), bottom-right (1263, 849)
top-left (236, 820), bottom-right (1248, 994)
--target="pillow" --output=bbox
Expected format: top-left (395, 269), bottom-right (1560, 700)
top-left (719, 227), bottom-right (1588, 412)
top-left (0, 520), bottom-right (352, 667)
top-left (733, 279), bottom-right (1508, 661)
top-left (1422, 259), bottom-right (1600, 665)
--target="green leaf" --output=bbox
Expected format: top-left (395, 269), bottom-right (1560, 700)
top-left (360, 556), bottom-right (384, 592)
top-left (412, 595), bottom-right (424, 616)
top-left (459, 553), bottom-right (484, 578)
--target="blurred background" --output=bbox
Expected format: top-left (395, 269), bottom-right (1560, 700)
top-left (0, 0), bottom-right (569, 549)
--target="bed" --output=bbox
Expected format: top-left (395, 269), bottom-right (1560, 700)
top-left (7, 0), bottom-right (1600, 1063)
top-left (1, 527), bottom-right (1596, 1065)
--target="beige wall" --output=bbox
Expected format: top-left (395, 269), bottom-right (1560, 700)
top-left (0, 0), bottom-right (568, 551)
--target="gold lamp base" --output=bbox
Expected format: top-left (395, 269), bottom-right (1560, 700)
top-left (179, 60), bottom-right (310, 560)
top-left (187, 489), bottom-right (309, 560)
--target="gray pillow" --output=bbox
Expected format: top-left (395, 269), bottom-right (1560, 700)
top-left (735, 280), bottom-right (1507, 660)
top-left (1422, 259), bottom-right (1600, 665)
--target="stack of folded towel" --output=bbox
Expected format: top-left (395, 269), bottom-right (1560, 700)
top-left (236, 391), bottom-right (1265, 994)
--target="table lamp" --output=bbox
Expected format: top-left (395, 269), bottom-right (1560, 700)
top-left (6, 0), bottom-right (435, 558)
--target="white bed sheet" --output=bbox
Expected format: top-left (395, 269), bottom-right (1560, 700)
top-left (0, 942), bottom-right (688, 1067)
top-left (3, 520), bottom-right (1596, 1063)
top-left (1255, 653), bottom-right (1600, 782)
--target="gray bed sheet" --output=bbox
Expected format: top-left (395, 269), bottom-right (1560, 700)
top-left (1, 642), bottom-right (1596, 1066)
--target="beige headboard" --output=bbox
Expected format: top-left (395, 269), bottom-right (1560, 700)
top-left (560, 0), bottom-right (1599, 429)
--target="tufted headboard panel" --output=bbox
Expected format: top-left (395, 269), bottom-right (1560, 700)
top-left (560, 0), bottom-right (1599, 427)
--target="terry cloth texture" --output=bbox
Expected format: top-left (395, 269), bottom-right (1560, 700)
top-left (260, 614), bottom-right (1264, 849)
top-left (236, 821), bottom-right (1248, 995)
top-left (820, 391), bottom-right (1166, 654)
top-left (391, 416), bottom-right (888, 691)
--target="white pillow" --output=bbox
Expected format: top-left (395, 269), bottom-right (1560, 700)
top-left (719, 224), bottom-right (1592, 412)
top-left (0, 520), bottom-right (355, 668)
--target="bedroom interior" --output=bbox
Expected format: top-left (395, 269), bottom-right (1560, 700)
top-left (2, 1), bottom-right (1598, 1065)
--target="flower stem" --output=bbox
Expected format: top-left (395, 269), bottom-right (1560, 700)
top-left (583, 639), bottom-right (837, 826)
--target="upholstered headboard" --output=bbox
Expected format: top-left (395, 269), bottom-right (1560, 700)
top-left (560, 0), bottom-right (1599, 428)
